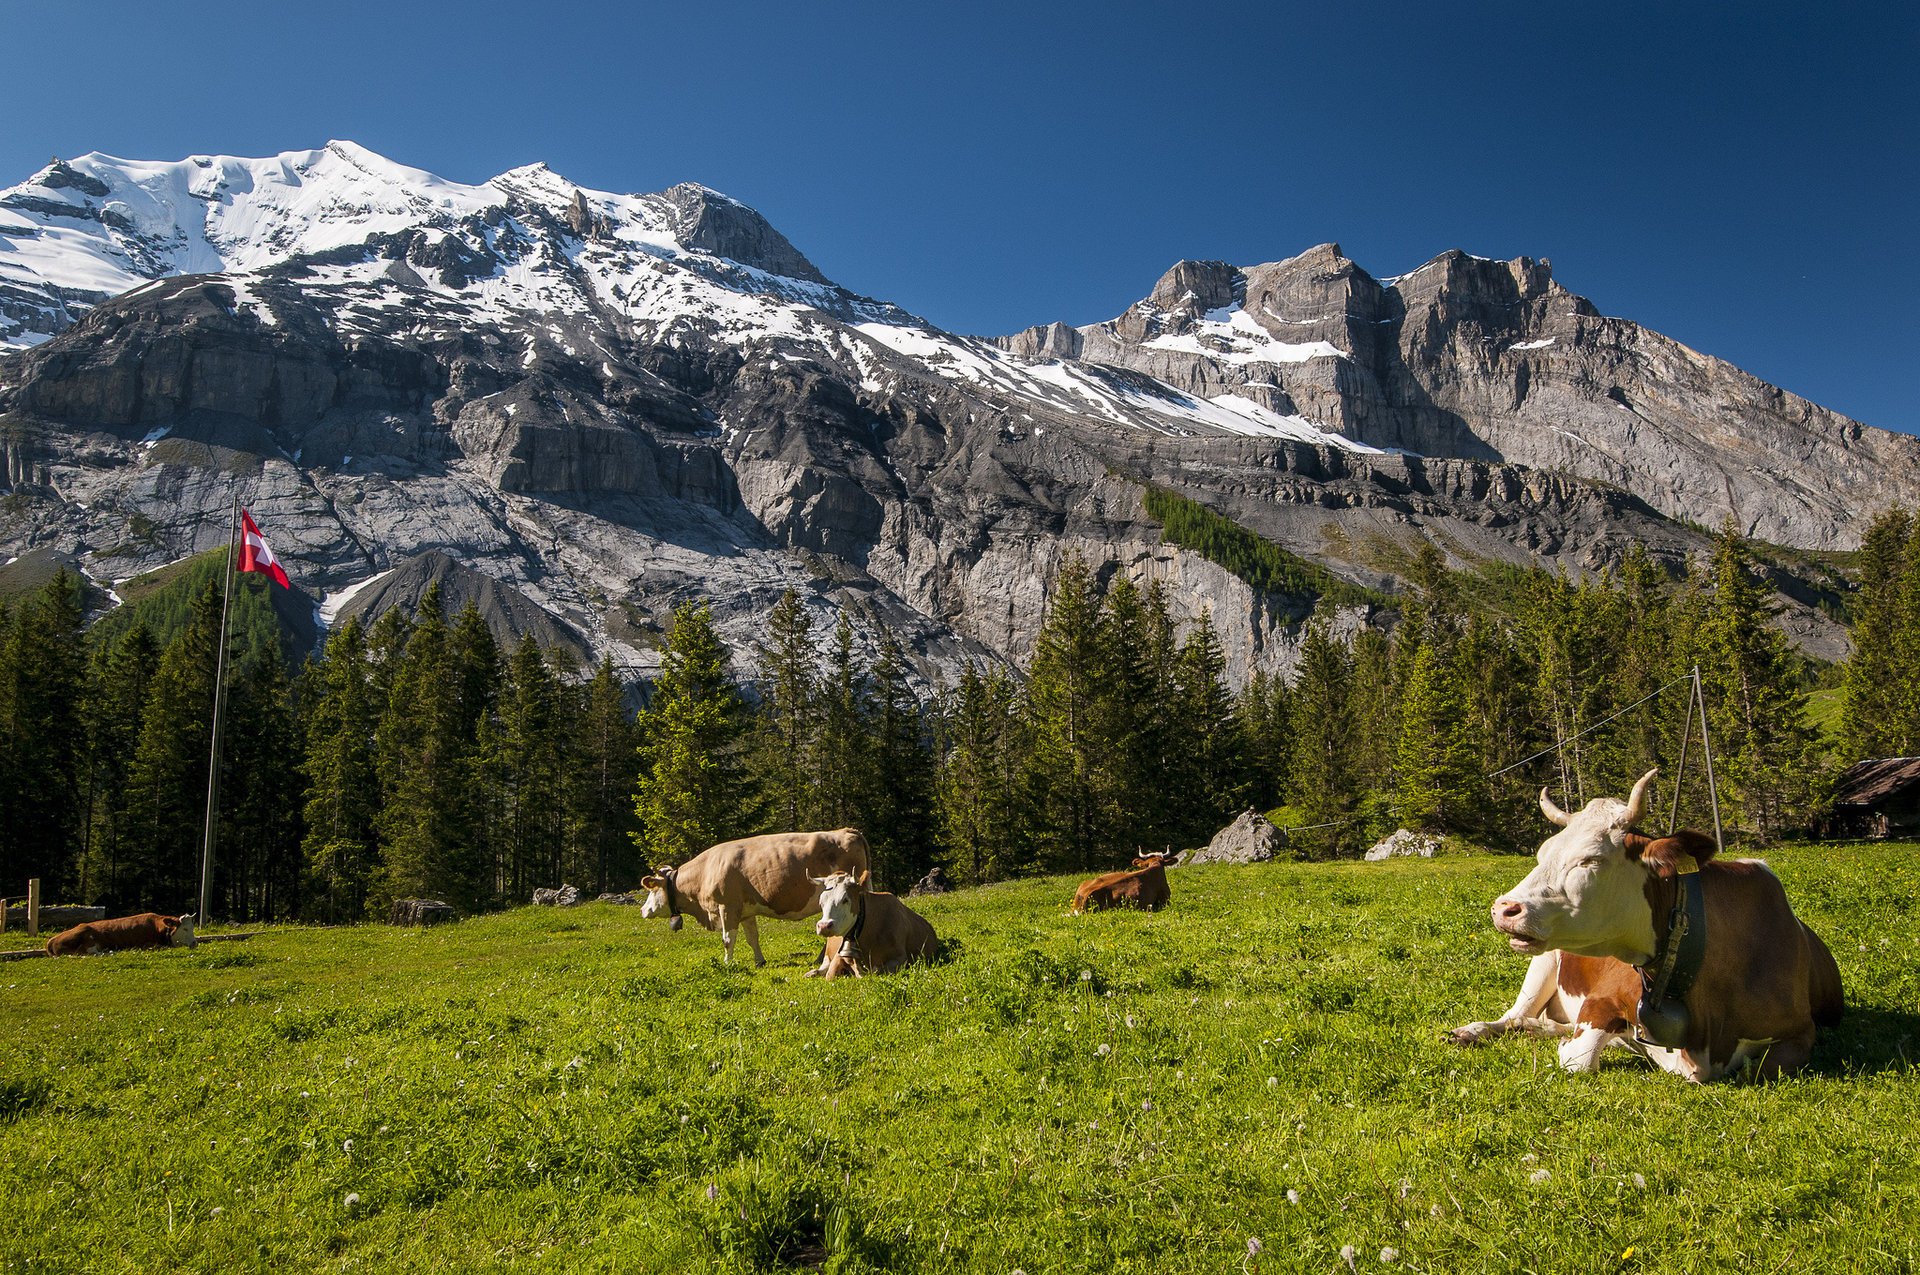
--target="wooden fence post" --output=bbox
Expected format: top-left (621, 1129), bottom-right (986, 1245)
top-left (0, 896), bottom-right (8, 934)
top-left (28, 878), bottom-right (41, 938)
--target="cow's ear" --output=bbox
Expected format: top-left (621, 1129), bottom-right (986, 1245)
top-left (857, 869), bottom-right (871, 887)
top-left (1622, 833), bottom-right (1652, 861)
top-left (640, 875), bottom-right (663, 891)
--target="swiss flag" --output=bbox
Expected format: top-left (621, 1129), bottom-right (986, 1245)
top-left (238, 508), bottom-right (292, 589)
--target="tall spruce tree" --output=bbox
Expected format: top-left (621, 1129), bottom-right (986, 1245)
top-left (78, 622), bottom-right (160, 905)
top-left (497, 637), bottom-right (569, 900)
top-left (936, 665), bottom-right (1030, 883)
top-left (810, 613), bottom-right (871, 831)
top-left (0, 570), bottom-right (88, 897)
top-left (861, 623), bottom-right (939, 886)
top-left (633, 600), bottom-right (750, 865)
top-left (1024, 554), bottom-right (1112, 870)
top-left (569, 658), bottom-right (640, 892)
top-left (123, 584), bottom-right (223, 911)
top-left (1393, 642), bottom-right (1476, 833)
top-left (1288, 614), bottom-right (1360, 856)
top-left (750, 589), bottom-right (822, 831)
top-left (1170, 607), bottom-right (1247, 846)
top-left (301, 619), bottom-right (381, 921)
top-left (221, 653), bottom-right (302, 920)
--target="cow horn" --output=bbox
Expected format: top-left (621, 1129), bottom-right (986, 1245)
top-left (1621, 768), bottom-right (1658, 826)
top-left (1539, 787), bottom-right (1571, 827)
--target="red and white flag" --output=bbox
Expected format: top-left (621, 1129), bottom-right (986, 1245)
top-left (238, 508), bottom-right (292, 589)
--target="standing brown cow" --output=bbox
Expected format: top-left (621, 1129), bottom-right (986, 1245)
top-left (46, 912), bottom-right (198, 956)
top-left (1071, 854), bottom-right (1173, 915)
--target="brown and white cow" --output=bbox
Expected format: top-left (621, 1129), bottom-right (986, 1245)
top-left (805, 870), bottom-right (940, 978)
top-left (46, 912), bottom-right (197, 957)
top-left (1450, 769), bottom-right (1843, 1081)
top-left (1070, 854), bottom-right (1173, 915)
top-left (640, 829), bottom-right (870, 967)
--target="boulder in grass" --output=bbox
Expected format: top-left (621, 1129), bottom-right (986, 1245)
top-left (596, 892), bottom-right (640, 905)
top-left (1185, 808), bottom-right (1286, 865)
top-left (533, 885), bottom-right (581, 907)
top-left (1364, 829), bottom-right (1443, 861)
top-left (908, 867), bottom-right (953, 896)
top-left (390, 899), bottom-right (457, 926)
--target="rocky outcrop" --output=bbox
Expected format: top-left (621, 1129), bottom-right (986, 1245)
top-left (1364, 829), bottom-right (1443, 861)
top-left (1186, 808), bottom-right (1287, 865)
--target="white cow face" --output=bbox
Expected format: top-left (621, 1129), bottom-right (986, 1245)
top-left (170, 914), bottom-right (198, 948)
top-left (638, 874), bottom-right (682, 930)
top-left (811, 871), bottom-right (868, 937)
top-left (1491, 770), bottom-right (1659, 964)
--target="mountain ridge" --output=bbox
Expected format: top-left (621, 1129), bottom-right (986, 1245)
top-left (1, 141), bottom-right (1905, 681)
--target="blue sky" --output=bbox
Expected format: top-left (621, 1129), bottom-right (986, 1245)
top-left (5, 1), bottom-right (1914, 432)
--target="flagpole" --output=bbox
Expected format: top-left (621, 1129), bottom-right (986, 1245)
top-left (199, 494), bottom-right (240, 923)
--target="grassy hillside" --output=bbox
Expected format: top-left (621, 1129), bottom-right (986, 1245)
top-left (4, 847), bottom-right (1917, 1274)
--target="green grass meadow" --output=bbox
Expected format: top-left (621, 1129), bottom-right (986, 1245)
top-left (4, 846), bottom-right (1918, 1273)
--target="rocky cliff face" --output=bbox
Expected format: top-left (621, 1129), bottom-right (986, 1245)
top-left (0, 144), bottom-right (1895, 682)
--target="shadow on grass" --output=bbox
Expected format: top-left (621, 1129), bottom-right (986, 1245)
top-left (1811, 1004), bottom-right (1920, 1076)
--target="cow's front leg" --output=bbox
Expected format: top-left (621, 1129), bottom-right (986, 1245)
top-left (716, 905), bottom-right (738, 964)
top-left (1450, 952), bottom-right (1563, 1045)
top-left (1557, 1026), bottom-right (1623, 1073)
top-left (740, 915), bottom-right (767, 968)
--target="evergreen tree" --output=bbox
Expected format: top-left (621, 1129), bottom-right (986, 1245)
top-left (376, 586), bottom-right (487, 911)
top-left (750, 588), bottom-right (821, 831)
top-left (810, 613), bottom-right (871, 831)
top-left (1838, 508), bottom-right (1911, 760)
top-left (632, 600), bottom-right (750, 865)
top-left (1234, 668), bottom-right (1292, 814)
top-left (1023, 554), bottom-right (1112, 870)
top-left (1287, 614), bottom-right (1360, 856)
top-left (123, 584), bottom-right (223, 911)
top-left (497, 637), bottom-right (569, 899)
top-left (1170, 607), bottom-right (1248, 846)
top-left (860, 624), bottom-right (939, 886)
top-left (569, 658), bottom-right (640, 892)
top-left (0, 571), bottom-right (88, 897)
top-left (936, 665), bottom-right (1030, 883)
top-left (301, 619), bottom-right (381, 921)
top-left (1697, 528), bottom-right (1818, 842)
top-left (1098, 577), bottom-right (1179, 855)
top-left (78, 622), bottom-right (160, 906)
top-left (221, 653), bottom-right (302, 920)
top-left (1393, 642), bottom-right (1476, 833)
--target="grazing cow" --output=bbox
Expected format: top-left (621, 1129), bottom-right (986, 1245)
top-left (1071, 854), bottom-right (1173, 915)
top-left (805, 870), bottom-right (940, 978)
top-left (640, 828), bottom-right (870, 967)
top-left (1450, 770), bottom-right (1844, 1081)
top-left (46, 912), bottom-right (197, 957)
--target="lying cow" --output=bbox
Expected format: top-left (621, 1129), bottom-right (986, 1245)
top-left (806, 870), bottom-right (940, 978)
top-left (1450, 769), bottom-right (1843, 1081)
top-left (640, 828), bottom-right (870, 967)
top-left (1071, 853), bottom-right (1173, 915)
top-left (46, 912), bottom-right (197, 957)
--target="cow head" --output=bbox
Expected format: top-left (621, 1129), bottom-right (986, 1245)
top-left (1131, 853), bottom-right (1173, 870)
top-left (810, 870), bottom-right (869, 937)
top-left (169, 914), bottom-right (198, 948)
top-left (1490, 769), bottom-right (1660, 964)
top-left (638, 871), bottom-right (684, 930)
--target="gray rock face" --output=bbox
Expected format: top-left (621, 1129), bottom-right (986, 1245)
top-left (1364, 829), bottom-right (1443, 861)
top-left (0, 144), bottom-right (1890, 688)
top-left (1186, 808), bottom-right (1287, 865)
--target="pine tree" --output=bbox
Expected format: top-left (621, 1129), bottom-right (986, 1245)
top-left (0, 570), bottom-right (88, 897)
top-left (376, 586), bottom-right (487, 911)
top-left (1170, 607), bottom-right (1248, 846)
top-left (569, 658), bottom-right (640, 892)
top-left (301, 619), bottom-right (381, 921)
top-left (1097, 577), bottom-right (1178, 855)
top-left (860, 623), bottom-right (939, 887)
top-left (1288, 614), bottom-right (1359, 856)
top-left (632, 600), bottom-right (750, 866)
top-left (123, 584), bottom-right (223, 911)
top-left (1234, 667), bottom-right (1292, 814)
top-left (78, 622), bottom-right (160, 907)
top-left (1838, 508), bottom-right (1911, 760)
top-left (498, 637), bottom-right (569, 899)
top-left (750, 588), bottom-right (822, 831)
top-left (1393, 642), bottom-right (1476, 833)
top-left (810, 613), bottom-right (870, 831)
top-left (221, 653), bottom-right (302, 920)
top-left (1697, 528), bottom-right (1818, 842)
top-left (1023, 554), bottom-right (1112, 870)
top-left (935, 665), bottom-right (1030, 883)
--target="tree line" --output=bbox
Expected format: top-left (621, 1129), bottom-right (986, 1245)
top-left (0, 514), bottom-right (1905, 921)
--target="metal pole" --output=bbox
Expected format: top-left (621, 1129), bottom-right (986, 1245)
top-left (1669, 667), bottom-right (1698, 835)
top-left (198, 495), bottom-right (240, 923)
top-left (1693, 666), bottom-right (1726, 856)
top-left (27, 878), bottom-right (40, 938)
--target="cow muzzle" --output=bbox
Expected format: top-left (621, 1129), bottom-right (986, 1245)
top-left (814, 918), bottom-right (834, 936)
top-left (1491, 899), bottom-right (1545, 952)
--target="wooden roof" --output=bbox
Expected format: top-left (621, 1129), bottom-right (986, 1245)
top-left (1832, 757), bottom-right (1920, 808)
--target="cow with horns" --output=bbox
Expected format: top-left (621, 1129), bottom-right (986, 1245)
top-left (1450, 769), bottom-right (1843, 1082)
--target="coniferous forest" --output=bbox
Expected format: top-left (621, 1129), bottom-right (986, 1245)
top-left (3, 512), bottom-right (1915, 923)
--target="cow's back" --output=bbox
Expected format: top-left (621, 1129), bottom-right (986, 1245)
top-left (693, 829), bottom-right (870, 917)
top-left (868, 891), bottom-right (940, 968)
top-left (1802, 921), bottom-right (1845, 1027)
top-left (46, 912), bottom-right (176, 956)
